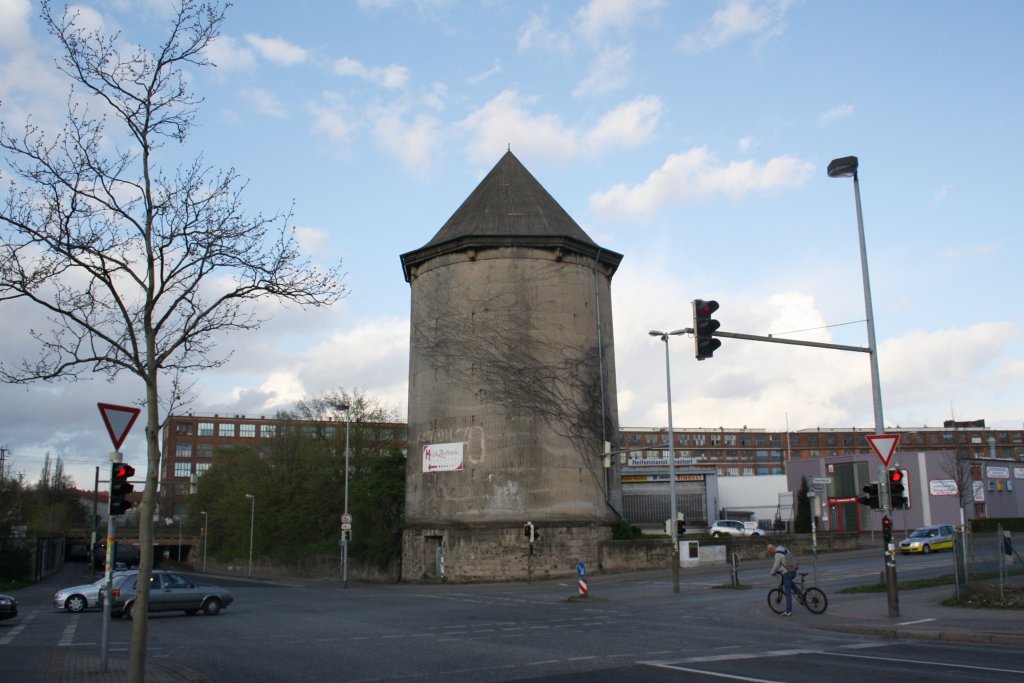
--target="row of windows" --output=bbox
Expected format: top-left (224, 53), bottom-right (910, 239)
top-left (622, 430), bottom-right (1024, 450)
top-left (173, 420), bottom-right (407, 442)
top-left (622, 432), bottom-right (784, 448)
top-left (174, 461), bottom-right (212, 478)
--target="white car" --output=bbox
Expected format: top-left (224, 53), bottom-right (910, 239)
top-left (708, 520), bottom-right (765, 538)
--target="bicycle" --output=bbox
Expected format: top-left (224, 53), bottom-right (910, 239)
top-left (767, 572), bottom-right (828, 614)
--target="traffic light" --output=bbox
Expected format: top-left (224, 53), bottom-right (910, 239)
top-left (523, 521), bottom-right (535, 543)
top-left (110, 463), bottom-right (135, 516)
top-left (882, 515), bottom-right (893, 544)
top-left (692, 299), bottom-right (722, 360)
top-left (889, 468), bottom-right (909, 509)
top-left (676, 519), bottom-right (686, 536)
top-left (858, 482), bottom-right (880, 509)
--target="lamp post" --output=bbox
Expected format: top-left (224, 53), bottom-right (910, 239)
top-left (334, 402), bottom-right (352, 589)
top-left (826, 156), bottom-right (885, 436)
top-left (650, 328), bottom-right (687, 594)
top-left (827, 155), bottom-right (898, 617)
top-left (200, 510), bottom-right (208, 572)
top-left (245, 494), bottom-right (255, 578)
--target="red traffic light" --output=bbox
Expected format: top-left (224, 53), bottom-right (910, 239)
top-left (113, 464), bottom-right (136, 479)
top-left (695, 300), bottom-right (719, 317)
top-left (889, 469), bottom-right (903, 482)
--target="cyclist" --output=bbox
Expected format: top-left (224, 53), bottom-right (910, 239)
top-left (767, 543), bottom-right (799, 616)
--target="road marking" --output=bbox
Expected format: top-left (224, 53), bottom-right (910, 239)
top-left (0, 610), bottom-right (35, 645)
top-left (896, 618), bottom-right (936, 626)
top-left (644, 661), bottom-right (785, 682)
top-left (824, 650), bottom-right (1024, 675)
top-left (58, 613), bottom-right (79, 647)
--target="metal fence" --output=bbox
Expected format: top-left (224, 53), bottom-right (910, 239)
top-left (954, 526), bottom-right (1023, 601)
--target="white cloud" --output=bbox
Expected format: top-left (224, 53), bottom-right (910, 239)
top-left (308, 92), bottom-right (357, 146)
top-left (589, 147), bottom-right (814, 217)
top-left (573, 45), bottom-right (633, 98)
top-left (203, 35), bottom-right (256, 73)
top-left (460, 90), bottom-right (662, 165)
top-left (517, 11), bottom-right (571, 53)
top-left (681, 0), bottom-right (791, 54)
top-left (584, 95), bottom-right (662, 150)
top-left (576, 0), bottom-right (664, 42)
top-left (460, 90), bottom-right (580, 164)
top-left (0, 0), bottom-right (32, 50)
top-left (370, 103), bottom-right (442, 171)
top-left (244, 34), bottom-right (309, 66)
top-left (333, 57), bottom-right (409, 89)
top-left (819, 103), bottom-right (854, 127)
top-left (242, 88), bottom-right (287, 118)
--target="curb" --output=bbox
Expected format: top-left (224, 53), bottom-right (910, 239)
top-left (815, 624), bottom-right (1024, 647)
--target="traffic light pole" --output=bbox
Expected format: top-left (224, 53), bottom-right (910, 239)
top-left (100, 453), bottom-right (122, 673)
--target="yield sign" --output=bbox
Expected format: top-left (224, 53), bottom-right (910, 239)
top-left (866, 434), bottom-right (901, 467)
top-left (97, 402), bottom-right (141, 451)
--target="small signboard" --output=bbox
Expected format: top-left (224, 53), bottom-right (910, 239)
top-left (97, 402), bottom-right (141, 451)
top-left (422, 442), bottom-right (464, 472)
top-left (576, 561), bottom-right (586, 578)
top-left (866, 434), bottom-right (901, 466)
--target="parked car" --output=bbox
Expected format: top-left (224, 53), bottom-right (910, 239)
top-left (899, 524), bottom-right (955, 554)
top-left (708, 520), bottom-right (765, 537)
top-left (0, 594), bottom-right (17, 621)
top-left (101, 570), bottom-right (234, 619)
top-left (54, 577), bottom-right (108, 613)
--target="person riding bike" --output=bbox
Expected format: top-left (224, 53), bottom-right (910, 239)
top-left (767, 543), bottom-right (799, 616)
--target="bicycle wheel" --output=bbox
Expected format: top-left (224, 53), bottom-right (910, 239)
top-left (802, 587), bottom-right (828, 614)
top-left (767, 588), bottom-right (786, 614)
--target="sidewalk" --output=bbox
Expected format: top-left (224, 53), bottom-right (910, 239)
top-left (37, 650), bottom-right (212, 683)
top-left (804, 580), bottom-right (1024, 647)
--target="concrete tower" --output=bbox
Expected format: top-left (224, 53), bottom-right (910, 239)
top-left (400, 152), bottom-right (623, 582)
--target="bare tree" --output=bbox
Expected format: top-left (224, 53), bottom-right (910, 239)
top-left (0, 2), bottom-right (344, 679)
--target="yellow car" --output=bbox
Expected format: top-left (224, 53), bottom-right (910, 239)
top-left (899, 524), bottom-right (955, 554)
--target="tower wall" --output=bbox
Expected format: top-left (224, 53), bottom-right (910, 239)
top-left (402, 244), bottom-right (620, 581)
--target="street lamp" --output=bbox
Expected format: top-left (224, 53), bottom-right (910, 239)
top-left (245, 494), bottom-right (255, 578)
top-left (826, 156), bottom-right (884, 437)
top-left (332, 401), bottom-right (353, 589)
top-left (200, 510), bottom-right (208, 573)
top-left (650, 328), bottom-right (687, 595)
top-left (828, 155), bottom-right (898, 617)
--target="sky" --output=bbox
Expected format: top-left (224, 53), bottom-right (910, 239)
top-left (1, 0), bottom-right (1022, 490)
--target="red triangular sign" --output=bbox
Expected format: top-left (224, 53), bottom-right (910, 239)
top-left (98, 402), bottom-right (141, 451)
top-left (866, 434), bottom-right (901, 466)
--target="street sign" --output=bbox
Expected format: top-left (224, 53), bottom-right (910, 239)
top-left (576, 561), bottom-right (586, 578)
top-left (341, 523), bottom-right (352, 531)
top-left (867, 434), bottom-right (901, 467)
top-left (341, 513), bottom-right (352, 525)
top-left (97, 403), bottom-right (141, 451)
top-left (811, 477), bottom-right (832, 485)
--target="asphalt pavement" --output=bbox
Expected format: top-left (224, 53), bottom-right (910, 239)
top-left (8, 559), bottom-right (1024, 682)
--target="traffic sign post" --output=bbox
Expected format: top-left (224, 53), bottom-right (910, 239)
top-left (866, 434), bottom-right (901, 467)
top-left (96, 403), bottom-right (139, 674)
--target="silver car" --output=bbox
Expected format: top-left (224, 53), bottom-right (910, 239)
top-left (54, 577), bottom-right (109, 613)
top-left (103, 570), bottom-right (234, 619)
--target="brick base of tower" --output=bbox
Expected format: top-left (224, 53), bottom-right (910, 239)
top-left (401, 522), bottom-right (612, 583)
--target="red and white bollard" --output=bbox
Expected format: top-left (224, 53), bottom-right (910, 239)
top-left (578, 578), bottom-right (588, 596)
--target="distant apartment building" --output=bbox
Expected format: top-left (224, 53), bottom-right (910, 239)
top-left (160, 413), bottom-right (407, 517)
top-left (160, 413), bottom-right (1023, 522)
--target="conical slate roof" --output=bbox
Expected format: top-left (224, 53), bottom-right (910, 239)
top-left (401, 151), bottom-right (621, 281)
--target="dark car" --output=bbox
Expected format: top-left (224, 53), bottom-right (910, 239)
top-left (0, 594), bottom-right (17, 620)
top-left (102, 570), bottom-right (233, 619)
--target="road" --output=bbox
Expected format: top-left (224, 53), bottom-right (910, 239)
top-left (2, 546), bottom-right (1020, 682)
